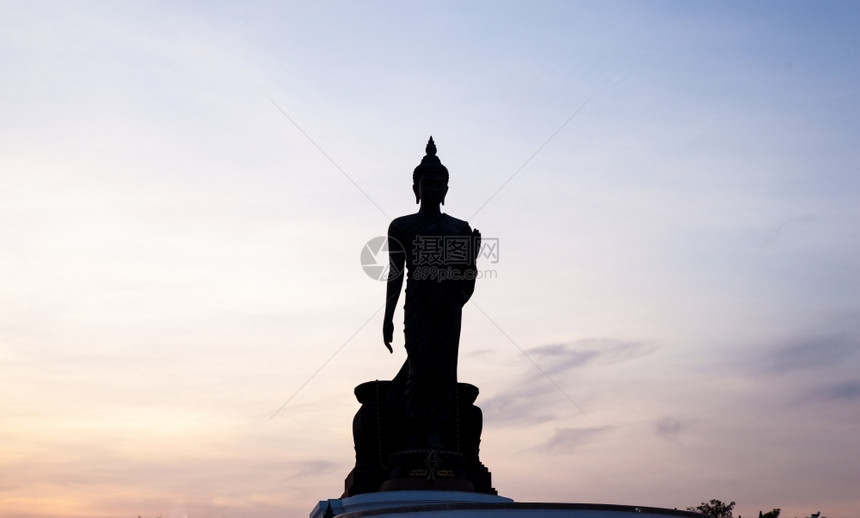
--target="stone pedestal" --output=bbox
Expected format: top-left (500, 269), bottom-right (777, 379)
top-left (343, 376), bottom-right (495, 497)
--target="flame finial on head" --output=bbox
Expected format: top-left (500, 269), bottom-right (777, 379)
top-left (413, 136), bottom-right (448, 183)
top-left (426, 136), bottom-right (437, 156)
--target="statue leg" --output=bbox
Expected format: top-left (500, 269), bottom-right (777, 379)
top-left (403, 309), bottom-right (462, 449)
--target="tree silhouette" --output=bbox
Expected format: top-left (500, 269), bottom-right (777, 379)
top-left (687, 499), bottom-right (736, 518)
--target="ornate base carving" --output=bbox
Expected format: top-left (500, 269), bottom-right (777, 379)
top-left (381, 449), bottom-right (472, 490)
top-left (380, 449), bottom-right (474, 492)
top-left (342, 374), bottom-right (496, 497)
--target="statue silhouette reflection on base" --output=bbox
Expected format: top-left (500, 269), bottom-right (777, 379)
top-left (344, 137), bottom-right (494, 496)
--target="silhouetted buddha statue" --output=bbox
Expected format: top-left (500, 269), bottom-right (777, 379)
top-left (383, 137), bottom-right (481, 449)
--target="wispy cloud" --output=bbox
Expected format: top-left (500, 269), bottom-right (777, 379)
top-left (761, 214), bottom-right (815, 244)
top-left (525, 338), bottom-right (656, 378)
top-left (762, 335), bottom-right (857, 374)
top-left (723, 330), bottom-right (860, 410)
top-left (534, 426), bottom-right (613, 454)
top-left (481, 382), bottom-right (564, 426)
top-left (481, 338), bottom-right (654, 425)
top-left (654, 415), bottom-right (687, 439)
top-left (281, 460), bottom-right (339, 482)
top-left (808, 380), bottom-right (860, 402)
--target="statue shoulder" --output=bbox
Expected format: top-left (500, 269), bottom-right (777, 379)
top-left (392, 214), bottom-right (424, 225)
top-left (442, 213), bottom-right (472, 233)
top-left (388, 214), bottom-right (416, 233)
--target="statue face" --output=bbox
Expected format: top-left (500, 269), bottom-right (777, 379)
top-left (416, 172), bottom-right (448, 205)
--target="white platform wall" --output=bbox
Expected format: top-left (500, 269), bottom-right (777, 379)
top-left (309, 490), bottom-right (701, 518)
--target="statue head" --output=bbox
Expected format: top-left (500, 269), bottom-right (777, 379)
top-left (412, 136), bottom-right (449, 205)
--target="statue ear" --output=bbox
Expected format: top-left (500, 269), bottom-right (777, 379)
top-left (413, 184), bottom-right (420, 204)
top-left (441, 185), bottom-right (448, 205)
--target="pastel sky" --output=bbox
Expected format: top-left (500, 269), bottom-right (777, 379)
top-left (2, 2), bottom-right (859, 518)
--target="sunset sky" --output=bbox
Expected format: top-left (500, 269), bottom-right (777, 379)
top-left (2, 2), bottom-right (859, 518)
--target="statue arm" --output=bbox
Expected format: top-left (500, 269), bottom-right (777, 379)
top-left (458, 227), bottom-right (481, 305)
top-left (383, 224), bottom-right (406, 353)
top-left (383, 270), bottom-right (403, 353)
